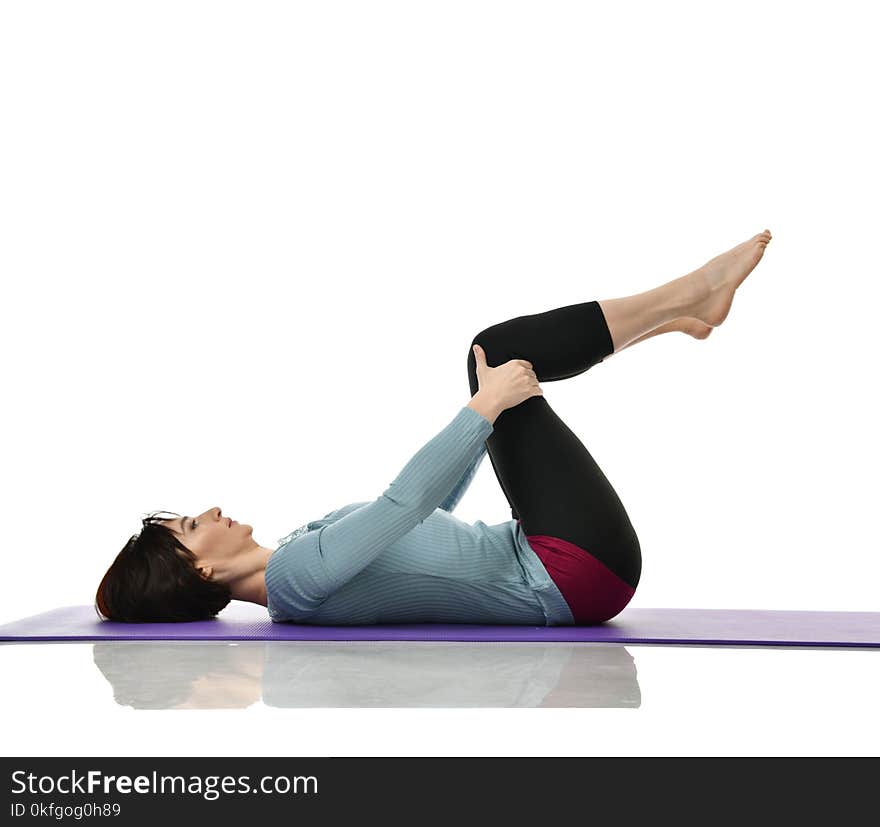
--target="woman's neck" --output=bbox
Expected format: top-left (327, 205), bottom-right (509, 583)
top-left (228, 545), bottom-right (275, 607)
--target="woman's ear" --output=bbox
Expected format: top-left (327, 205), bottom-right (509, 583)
top-left (197, 565), bottom-right (213, 581)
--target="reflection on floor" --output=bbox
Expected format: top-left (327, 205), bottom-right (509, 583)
top-left (86, 641), bottom-right (642, 709)
top-left (4, 641), bottom-right (878, 755)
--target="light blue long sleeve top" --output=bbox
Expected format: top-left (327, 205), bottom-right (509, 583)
top-left (265, 405), bottom-right (575, 626)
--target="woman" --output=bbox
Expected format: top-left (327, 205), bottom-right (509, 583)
top-left (96, 229), bottom-right (772, 625)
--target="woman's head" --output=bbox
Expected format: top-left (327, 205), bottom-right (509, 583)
top-left (95, 507), bottom-right (256, 623)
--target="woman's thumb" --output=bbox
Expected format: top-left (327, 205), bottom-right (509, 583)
top-left (472, 344), bottom-right (485, 366)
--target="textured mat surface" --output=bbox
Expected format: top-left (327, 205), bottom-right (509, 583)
top-left (2, 604), bottom-right (880, 647)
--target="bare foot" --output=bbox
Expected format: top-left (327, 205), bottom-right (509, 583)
top-left (678, 318), bottom-right (713, 340)
top-left (620, 317), bottom-right (712, 353)
top-left (688, 229), bottom-right (772, 326)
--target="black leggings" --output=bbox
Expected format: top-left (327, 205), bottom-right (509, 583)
top-left (467, 299), bottom-right (642, 591)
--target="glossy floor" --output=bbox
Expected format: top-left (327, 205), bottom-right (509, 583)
top-left (2, 641), bottom-right (878, 755)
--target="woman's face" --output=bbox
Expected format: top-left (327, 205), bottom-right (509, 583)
top-left (160, 508), bottom-right (254, 574)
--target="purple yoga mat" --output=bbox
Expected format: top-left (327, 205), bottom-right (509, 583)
top-left (1, 603), bottom-right (879, 647)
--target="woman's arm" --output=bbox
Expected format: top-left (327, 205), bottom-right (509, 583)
top-left (466, 389), bottom-right (503, 425)
top-left (276, 400), bottom-right (496, 611)
top-left (437, 443), bottom-right (487, 513)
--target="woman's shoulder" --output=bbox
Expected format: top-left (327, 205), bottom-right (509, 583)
top-left (275, 501), bottom-right (372, 548)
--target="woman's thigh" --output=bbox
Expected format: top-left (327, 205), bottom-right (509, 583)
top-left (467, 307), bottom-right (642, 591)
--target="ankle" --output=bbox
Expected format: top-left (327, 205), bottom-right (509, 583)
top-left (657, 272), bottom-right (704, 319)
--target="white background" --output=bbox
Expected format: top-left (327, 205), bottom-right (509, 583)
top-left (1, 1), bottom-right (878, 755)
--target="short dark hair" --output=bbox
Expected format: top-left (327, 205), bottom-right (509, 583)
top-left (95, 511), bottom-right (232, 623)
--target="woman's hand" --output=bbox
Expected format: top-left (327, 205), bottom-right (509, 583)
top-left (472, 343), bottom-right (543, 413)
